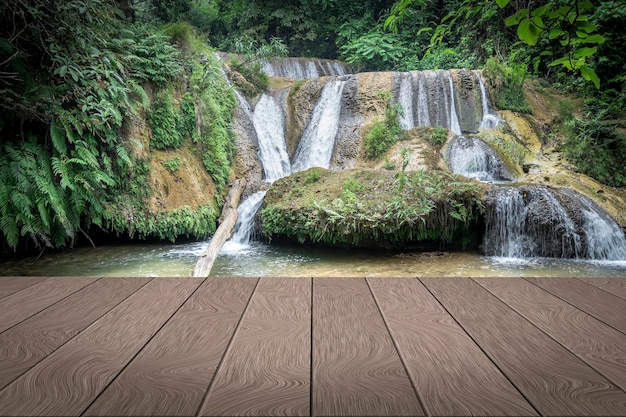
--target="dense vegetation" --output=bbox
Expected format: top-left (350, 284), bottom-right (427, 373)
top-left (0, 1), bottom-right (234, 253)
top-left (1, 0), bottom-right (625, 253)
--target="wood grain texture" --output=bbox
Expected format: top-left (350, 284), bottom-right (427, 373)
top-left (199, 277), bottom-right (310, 417)
top-left (0, 278), bottom-right (200, 417)
top-left (526, 277), bottom-right (626, 333)
top-left (475, 277), bottom-right (626, 392)
top-left (0, 276), bottom-right (99, 333)
top-left (84, 277), bottom-right (257, 416)
top-left (0, 276), bottom-right (49, 299)
top-left (368, 277), bottom-right (536, 416)
top-left (577, 277), bottom-right (626, 300)
top-left (0, 277), bottom-right (150, 391)
top-left (422, 277), bottom-right (626, 416)
top-left (313, 278), bottom-right (424, 417)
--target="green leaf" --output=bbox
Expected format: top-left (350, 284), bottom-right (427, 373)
top-left (517, 18), bottom-right (541, 45)
top-left (50, 123), bottom-right (67, 154)
top-left (580, 64), bottom-right (600, 89)
top-left (574, 47), bottom-right (597, 59)
top-left (549, 28), bottom-right (564, 39)
top-left (549, 56), bottom-right (573, 70)
top-left (496, 0), bottom-right (509, 8)
top-left (532, 5), bottom-right (549, 17)
top-left (505, 9), bottom-right (528, 26)
top-left (583, 34), bottom-right (606, 44)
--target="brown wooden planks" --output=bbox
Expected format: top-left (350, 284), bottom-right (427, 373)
top-left (368, 277), bottom-right (536, 416)
top-left (577, 277), bottom-right (626, 300)
top-left (475, 277), bottom-right (626, 392)
top-left (198, 277), bottom-right (310, 417)
top-left (0, 276), bottom-right (49, 299)
top-left (422, 277), bottom-right (626, 416)
top-left (0, 277), bottom-right (150, 391)
top-left (526, 277), bottom-right (626, 333)
top-left (312, 278), bottom-right (424, 417)
top-left (84, 277), bottom-right (257, 417)
top-left (0, 278), bottom-right (200, 417)
top-left (0, 276), bottom-right (100, 333)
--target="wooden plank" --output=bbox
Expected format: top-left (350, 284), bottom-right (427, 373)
top-left (526, 277), bottom-right (626, 333)
top-left (475, 277), bottom-right (626, 392)
top-left (422, 277), bottom-right (626, 416)
top-left (0, 276), bottom-right (50, 299)
top-left (312, 278), bottom-right (424, 417)
top-left (84, 277), bottom-right (257, 417)
top-left (0, 278), bottom-right (201, 417)
top-left (199, 277), bottom-right (310, 417)
top-left (0, 277), bottom-right (150, 391)
top-left (368, 277), bottom-right (536, 416)
top-left (577, 277), bottom-right (626, 300)
top-left (0, 276), bottom-right (100, 333)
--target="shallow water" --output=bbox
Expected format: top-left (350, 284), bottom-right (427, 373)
top-left (1, 240), bottom-right (625, 277)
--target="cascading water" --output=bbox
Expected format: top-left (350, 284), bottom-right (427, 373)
top-left (478, 74), bottom-right (502, 129)
top-left (262, 57), bottom-right (350, 79)
top-left (291, 78), bottom-right (347, 172)
top-left (445, 136), bottom-right (512, 182)
top-left (446, 75), bottom-right (463, 136)
top-left (557, 189), bottom-right (626, 260)
top-left (252, 92), bottom-right (291, 181)
top-left (222, 191), bottom-right (268, 251)
top-left (227, 76), bottom-right (347, 248)
top-left (483, 186), bottom-right (626, 260)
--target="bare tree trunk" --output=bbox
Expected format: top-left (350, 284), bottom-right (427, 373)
top-left (193, 179), bottom-right (246, 277)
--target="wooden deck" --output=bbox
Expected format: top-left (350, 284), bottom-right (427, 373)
top-left (0, 276), bottom-right (625, 416)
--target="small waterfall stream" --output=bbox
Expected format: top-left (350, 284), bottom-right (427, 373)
top-left (478, 74), bottom-right (502, 129)
top-left (445, 136), bottom-right (512, 182)
top-left (252, 92), bottom-right (291, 181)
top-left (292, 78), bottom-right (347, 172)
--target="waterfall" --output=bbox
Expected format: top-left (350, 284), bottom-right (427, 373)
top-left (292, 78), bottom-right (347, 172)
top-left (416, 72), bottom-right (431, 127)
top-left (478, 74), bottom-right (502, 129)
top-left (557, 189), bottom-right (626, 260)
top-left (483, 186), bottom-right (626, 260)
top-left (398, 73), bottom-right (415, 130)
top-left (445, 136), bottom-right (512, 182)
top-left (483, 187), bottom-right (582, 259)
top-left (223, 191), bottom-right (267, 249)
top-left (447, 75), bottom-right (463, 136)
top-left (252, 93), bottom-right (291, 181)
top-left (262, 57), bottom-right (350, 79)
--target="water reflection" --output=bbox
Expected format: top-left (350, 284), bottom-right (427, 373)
top-left (1, 240), bottom-right (625, 277)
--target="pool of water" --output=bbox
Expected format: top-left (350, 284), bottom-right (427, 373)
top-left (1, 240), bottom-right (625, 277)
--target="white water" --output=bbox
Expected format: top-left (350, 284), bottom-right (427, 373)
top-left (559, 189), bottom-right (626, 260)
top-left (416, 72), bottom-right (430, 127)
top-left (478, 74), bottom-right (502, 129)
top-left (292, 78), bottom-right (347, 172)
top-left (222, 191), bottom-right (267, 251)
top-left (398, 73), bottom-right (415, 129)
top-left (447, 75), bottom-right (463, 135)
top-left (484, 187), bottom-right (597, 259)
top-left (252, 93), bottom-right (291, 181)
top-left (446, 136), bottom-right (510, 182)
top-left (262, 58), bottom-right (349, 79)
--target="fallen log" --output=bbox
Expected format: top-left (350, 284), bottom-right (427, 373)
top-left (193, 178), bottom-right (246, 277)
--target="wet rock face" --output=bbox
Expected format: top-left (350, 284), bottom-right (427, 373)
top-left (331, 75), bottom-right (362, 170)
top-left (483, 185), bottom-right (626, 259)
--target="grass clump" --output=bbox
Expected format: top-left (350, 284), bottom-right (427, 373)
top-left (364, 92), bottom-right (404, 159)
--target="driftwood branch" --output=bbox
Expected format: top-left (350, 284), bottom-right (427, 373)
top-left (193, 179), bottom-right (246, 277)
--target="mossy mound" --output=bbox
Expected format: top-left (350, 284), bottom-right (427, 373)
top-left (261, 167), bottom-right (487, 249)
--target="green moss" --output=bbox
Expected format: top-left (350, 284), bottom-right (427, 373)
top-left (261, 168), bottom-right (485, 248)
